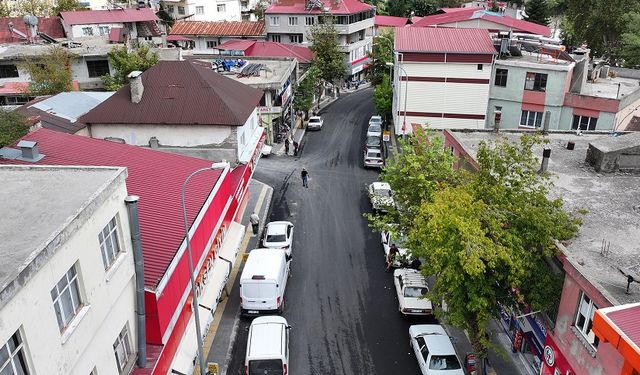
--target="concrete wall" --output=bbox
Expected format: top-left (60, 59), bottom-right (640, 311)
top-left (69, 23), bottom-right (127, 39)
top-left (0, 176), bottom-right (137, 375)
top-left (89, 123), bottom-right (234, 147)
top-left (611, 67), bottom-right (640, 80)
top-left (72, 56), bottom-right (116, 90)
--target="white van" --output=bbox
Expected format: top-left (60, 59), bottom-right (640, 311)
top-left (240, 248), bottom-right (290, 316)
top-left (245, 316), bottom-right (291, 375)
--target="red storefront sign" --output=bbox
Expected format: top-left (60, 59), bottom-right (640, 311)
top-left (540, 335), bottom-right (576, 375)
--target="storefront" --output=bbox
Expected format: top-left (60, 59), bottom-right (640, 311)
top-left (497, 306), bottom-right (547, 374)
top-left (540, 335), bottom-right (576, 375)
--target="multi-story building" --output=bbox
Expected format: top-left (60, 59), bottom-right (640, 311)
top-left (168, 21), bottom-right (266, 53)
top-left (161, 0), bottom-right (242, 22)
top-left (265, 0), bottom-right (375, 80)
top-left (0, 164), bottom-right (138, 375)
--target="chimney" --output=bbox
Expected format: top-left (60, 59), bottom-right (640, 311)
top-left (539, 148), bottom-right (551, 174)
top-left (128, 71), bottom-right (144, 104)
top-left (17, 140), bottom-right (45, 162)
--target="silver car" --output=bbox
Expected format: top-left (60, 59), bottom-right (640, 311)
top-left (363, 147), bottom-right (384, 168)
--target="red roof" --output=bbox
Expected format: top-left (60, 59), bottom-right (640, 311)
top-left (170, 21), bottom-right (265, 37)
top-left (60, 8), bottom-right (158, 25)
top-left (375, 15), bottom-right (408, 27)
top-left (166, 34), bottom-right (193, 41)
top-left (0, 17), bottom-right (65, 44)
top-left (216, 39), bottom-right (314, 63)
top-left (1, 128), bottom-right (222, 288)
top-left (412, 8), bottom-right (551, 37)
top-left (410, 16), bottom-right (423, 24)
top-left (79, 60), bottom-right (263, 126)
top-left (395, 27), bottom-right (496, 54)
top-left (439, 7), bottom-right (482, 13)
top-left (607, 305), bottom-right (640, 347)
top-left (266, 0), bottom-right (374, 15)
top-left (0, 82), bottom-right (28, 94)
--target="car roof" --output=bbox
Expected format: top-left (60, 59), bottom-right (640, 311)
top-left (394, 269), bottom-right (428, 288)
top-left (409, 325), bottom-right (456, 355)
top-left (266, 221), bottom-right (292, 235)
top-left (368, 123), bottom-right (381, 127)
top-left (309, 116), bottom-right (321, 121)
top-left (370, 115), bottom-right (382, 120)
top-left (242, 248), bottom-right (285, 279)
top-left (371, 181), bottom-right (391, 190)
top-left (365, 146), bottom-right (382, 152)
top-left (248, 316), bottom-right (287, 358)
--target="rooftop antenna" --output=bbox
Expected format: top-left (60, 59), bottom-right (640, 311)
top-left (618, 266), bottom-right (640, 294)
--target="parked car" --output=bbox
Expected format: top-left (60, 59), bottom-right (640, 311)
top-left (367, 123), bottom-right (382, 138)
top-left (368, 181), bottom-right (395, 212)
top-left (393, 268), bottom-right (433, 316)
top-left (240, 249), bottom-right (290, 316)
top-left (369, 115), bottom-right (383, 126)
top-left (263, 221), bottom-right (294, 256)
top-left (363, 147), bottom-right (384, 168)
top-left (409, 324), bottom-right (464, 375)
top-left (366, 136), bottom-right (381, 149)
top-left (381, 231), bottom-right (413, 268)
top-left (307, 116), bottom-right (323, 130)
top-left (245, 315), bottom-right (291, 375)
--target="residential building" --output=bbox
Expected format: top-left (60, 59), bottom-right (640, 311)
top-left (1, 128), bottom-right (262, 375)
top-left (161, 0), bottom-right (242, 22)
top-left (168, 21), bottom-right (266, 54)
top-left (0, 164), bottom-right (137, 375)
top-left (214, 39), bottom-right (313, 65)
top-left (79, 60), bottom-right (264, 164)
top-left (373, 15), bottom-right (407, 35)
top-left (460, 1), bottom-right (523, 19)
top-left (445, 129), bottom-right (640, 375)
top-left (392, 27), bottom-right (496, 133)
top-left (265, 0), bottom-right (375, 80)
top-left (593, 303), bottom-right (640, 375)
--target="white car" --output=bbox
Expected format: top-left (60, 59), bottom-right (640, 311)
top-left (363, 147), bottom-right (384, 168)
top-left (367, 123), bottom-right (382, 138)
top-left (368, 181), bottom-right (395, 212)
top-left (369, 115), bottom-right (383, 126)
top-left (245, 316), bottom-right (291, 374)
top-left (409, 324), bottom-right (464, 375)
top-left (381, 231), bottom-right (413, 268)
top-left (307, 116), bottom-right (323, 130)
top-left (393, 268), bottom-right (433, 316)
top-left (263, 221), bottom-right (294, 256)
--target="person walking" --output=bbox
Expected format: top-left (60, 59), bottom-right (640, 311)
top-left (386, 244), bottom-right (399, 271)
top-left (300, 168), bottom-right (309, 188)
top-left (284, 138), bottom-right (290, 155)
top-left (249, 212), bottom-right (260, 236)
top-left (293, 140), bottom-right (299, 156)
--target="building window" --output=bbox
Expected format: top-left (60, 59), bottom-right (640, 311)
top-left (305, 16), bottom-right (314, 25)
top-left (98, 26), bottom-right (109, 36)
top-left (206, 40), bottom-right (217, 49)
top-left (0, 330), bottom-right (30, 375)
top-left (177, 6), bottom-right (185, 15)
top-left (271, 34), bottom-right (281, 43)
top-left (51, 264), bottom-right (83, 332)
top-left (82, 27), bottom-right (93, 36)
top-left (524, 72), bottom-right (547, 91)
top-left (0, 64), bottom-right (19, 79)
top-left (113, 325), bottom-right (132, 374)
top-left (289, 34), bottom-right (303, 43)
top-left (288, 16), bottom-right (298, 25)
top-left (494, 68), bottom-right (508, 87)
top-left (572, 115), bottom-right (598, 131)
top-left (520, 110), bottom-right (543, 128)
top-left (196, 5), bottom-right (204, 14)
top-left (99, 216), bottom-right (122, 269)
top-left (86, 60), bottom-right (110, 78)
top-left (574, 292), bottom-right (600, 348)
top-left (216, 4), bottom-right (225, 12)
top-left (477, 64), bottom-right (483, 70)
top-left (167, 5), bottom-right (174, 12)
top-left (269, 16), bottom-right (279, 26)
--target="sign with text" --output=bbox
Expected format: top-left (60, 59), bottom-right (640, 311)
top-left (383, 131), bottom-right (390, 142)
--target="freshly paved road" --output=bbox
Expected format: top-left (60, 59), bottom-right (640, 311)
top-left (225, 88), bottom-right (435, 374)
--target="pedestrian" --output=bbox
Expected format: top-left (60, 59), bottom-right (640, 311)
top-left (284, 138), bottom-right (290, 155)
top-left (300, 168), bottom-right (309, 188)
top-left (386, 244), bottom-right (399, 271)
top-left (293, 140), bottom-right (299, 156)
top-left (249, 212), bottom-right (260, 236)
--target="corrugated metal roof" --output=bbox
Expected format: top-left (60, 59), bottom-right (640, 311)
top-left (1, 128), bottom-right (222, 288)
top-left (395, 27), bottom-right (496, 54)
top-left (60, 8), bottom-right (158, 25)
top-left (217, 39), bottom-right (314, 63)
top-left (170, 21), bottom-right (265, 37)
top-left (607, 305), bottom-right (640, 347)
top-left (266, 0), bottom-right (374, 15)
top-left (79, 60), bottom-right (263, 126)
top-left (374, 15), bottom-right (408, 27)
top-left (0, 16), bottom-right (65, 44)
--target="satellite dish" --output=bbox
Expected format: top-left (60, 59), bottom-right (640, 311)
top-left (22, 15), bottom-right (39, 26)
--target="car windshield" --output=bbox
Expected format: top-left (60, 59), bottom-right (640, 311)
top-left (404, 287), bottom-right (427, 298)
top-left (249, 359), bottom-right (284, 375)
top-left (370, 116), bottom-right (382, 124)
top-left (309, 118), bottom-right (321, 123)
top-left (429, 355), bottom-right (461, 370)
top-left (369, 124), bottom-right (381, 132)
top-left (266, 234), bottom-right (287, 243)
top-left (375, 188), bottom-right (391, 197)
top-left (367, 137), bottom-right (381, 146)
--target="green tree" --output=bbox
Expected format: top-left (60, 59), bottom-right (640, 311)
top-left (523, 0), bottom-right (550, 25)
top-left (308, 19), bottom-right (346, 86)
top-left (368, 29), bottom-right (394, 86)
top-left (490, 1), bottom-right (500, 12)
top-left (621, 12), bottom-right (640, 67)
top-left (293, 64), bottom-right (321, 113)
top-left (0, 2), bottom-right (12, 17)
top-left (52, 0), bottom-right (85, 14)
top-left (22, 46), bottom-right (74, 96)
top-left (102, 45), bottom-right (159, 91)
top-left (0, 110), bottom-right (31, 147)
top-left (14, 0), bottom-right (50, 16)
top-left (373, 74), bottom-right (393, 124)
top-left (157, 5), bottom-right (175, 28)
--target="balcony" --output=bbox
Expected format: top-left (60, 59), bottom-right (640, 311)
top-left (332, 17), bottom-right (374, 35)
top-left (338, 37), bottom-right (372, 53)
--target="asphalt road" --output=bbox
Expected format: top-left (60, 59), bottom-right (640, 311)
top-left (225, 88), bottom-right (437, 374)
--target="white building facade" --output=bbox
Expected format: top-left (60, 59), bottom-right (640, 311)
top-left (162, 0), bottom-right (243, 22)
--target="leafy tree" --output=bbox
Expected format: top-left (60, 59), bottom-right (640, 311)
top-left (523, 0), bottom-right (550, 25)
top-left (387, 0), bottom-right (463, 17)
top-left (102, 45), bottom-right (159, 91)
top-left (308, 19), bottom-right (346, 86)
top-left (22, 46), bottom-right (74, 96)
top-left (157, 5), bottom-right (175, 28)
top-left (489, 1), bottom-right (500, 12)
top-left (14, 0), bottom-right (50, 16)
top-left (368, 29), bottom-right (394, 86)
top-left (374, 74), bottom-right (393, 124)
top-left (0, 110), bottom-right (31, 147)
top-left (0, 2), bottom-right (12, 17)
top-left (294, 64), bottom-right (321, 113)
top-left (621, 12), bottom-right (640, 67)
top-left (52, 0), bottom-right (85, 14)
top-left (253, 0), bottom-right (270, 20)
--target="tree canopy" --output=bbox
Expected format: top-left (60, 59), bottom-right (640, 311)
top-left (368, 29), bottom-right (394, 86)
top-left (523, 0), bottom-right (550, 26)
top-left (385, 0), bottom-right (464, 17)
top-left (102, 45), bottom-right (159, 91)
top-left (294, 64), bottom-right (321, 113)
top-left (308, 19), bottom-right (346, 84)
top-left (0, 110), bottom-right (31, 147)
top-left (373, 74), bottom-right (392, 123)
top-left (22, 46), bottom-right (74, 96)
top-left (621, 12), bottom-right (640, 67)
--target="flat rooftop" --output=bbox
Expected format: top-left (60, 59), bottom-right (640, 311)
top-left (198, 58), bottom-right (296, 89)
top-left (448, 130), bottom-right (640, 305)
top-left (0, 165), bottom-right (126, 306)
top-left (582, 76), bottom-right (640, 99)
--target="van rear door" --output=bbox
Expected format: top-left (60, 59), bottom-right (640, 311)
top-left (248, 359), bottom-right (284, 375)
top-left (241, 281), bottom-right (278, 311)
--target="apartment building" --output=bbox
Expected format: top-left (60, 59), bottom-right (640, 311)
top-left (161, 0), bottom-right (243, 22)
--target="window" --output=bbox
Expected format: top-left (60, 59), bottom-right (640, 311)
top-left (524, 72), bottom-right (547, 91)
top-left (99, 216), bottom-right (122, 269)
top-left (305, 16), bottom-right (314, 25)
top-left (415, 336), bottom-right (429, 361)
top-left (113, 325), bottom-right (132, 374)
top-left (477, 64), bottom-right (483, 70)
top-left (271, 34), bottom-right (281, 43)
top-left (289, 34), bottom-right (303, 43)
top-left (206, 40), bottom-right (217, 49)
top-left (288, 16), bottom-right (298, 25)
top-left (51, 264), bottom-right (82, 331)
top-left (574, 292), bottom-right (599, 348)
top-left (167, 5), bottom-right (174, 12)
top-left (572, 115), bottom-right (598, 131)
top-left (98, 26), bottom-right (109, 36)
top-left (177, 6), bottom-right (185, 15)
top-left (216, 4), bottom-right (225, 12)
top-left (520, 110), bottom-right (543, 128)
top-left (86, 60), bottom-right (110, 78)
top-left (0, 64), bottom-right (19, 79)
top-left (495, 68), bottom-right (508, 87)
top-left (82, 27), bottom-right (93, 36)
top-left (0, 330), bottom-right (30, 375)
top-left (269, 16), bottom-right (279, 26)
top-left (196, 5), bottom-right (204, 14)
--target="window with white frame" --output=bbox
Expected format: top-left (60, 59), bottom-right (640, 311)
top-left (51, 264), bottom-right (83, 332)
top-left (82, 27), bottom-right (94, 36)
top-left (524, 72), bottom-right (547, 91)
top-left (574, 291), bottom-right (599, 348)
top-left (0, 330), bottom-right (30, 375)
top-left (216, 4), bottom-right (225, 12)
top-left (520, 110), bottom-right (543, 128)
top-left (113, 324), bottom-right (132, 374)
top-left (288, 16), bottom-right (298, 25)
top-left (271, 34), bottom-right (281, 43)
top-left (305, 16), bottom-right (315, 25)
top-left (98, 26), bottom-right (109, 36)
top-left (269, 16), bottom-right (279, 26)
top-left (289, 34), bottom-right (303, 43)
top-left (206, 40), bottom-right (217, 49)
top-left (196, 5), bottom-right (204, 14)
top-left (99, 216), bottom-right (122, 269)
top-left (572, 115), bottom-right (598, 131)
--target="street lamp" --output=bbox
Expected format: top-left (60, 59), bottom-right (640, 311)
top-left (386, 61), bottom-right (409, 140)
top-left (181, 162), bottom-right (229, 375)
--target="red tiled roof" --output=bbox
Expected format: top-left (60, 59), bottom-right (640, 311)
top-left (108, 27), bottom-right (126, 43)
top-left (0, 17), bottom-right (65, 44)
top-left (79, 60), bottom-right (263, 126)
top-left (395, 27), bottom-right (496, 54)
top-left (216, 39), bottom-right (257, 51)
top-left (608, 306), bottom-right (640, 346)
top-left (60, 8), bottom-right (158, 25)
top-left (439, 7), bottom-right (482, 13)
top-left (266, 0), bottom-right (374, 15)
top-left (217, 39), bottom-right (314, 63)
top-left (1, 128), bottom-right (222, 288)
top-left (410, 16), bottom-right (422, 24)
top-left (166, 34), bottom-right (193, 41)
top-left (375, 15), bottom-right (408, 27)
top-left (170, 21), bottom-right (265, 37)
top-left (412, 8), bottom-right (551, 37)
